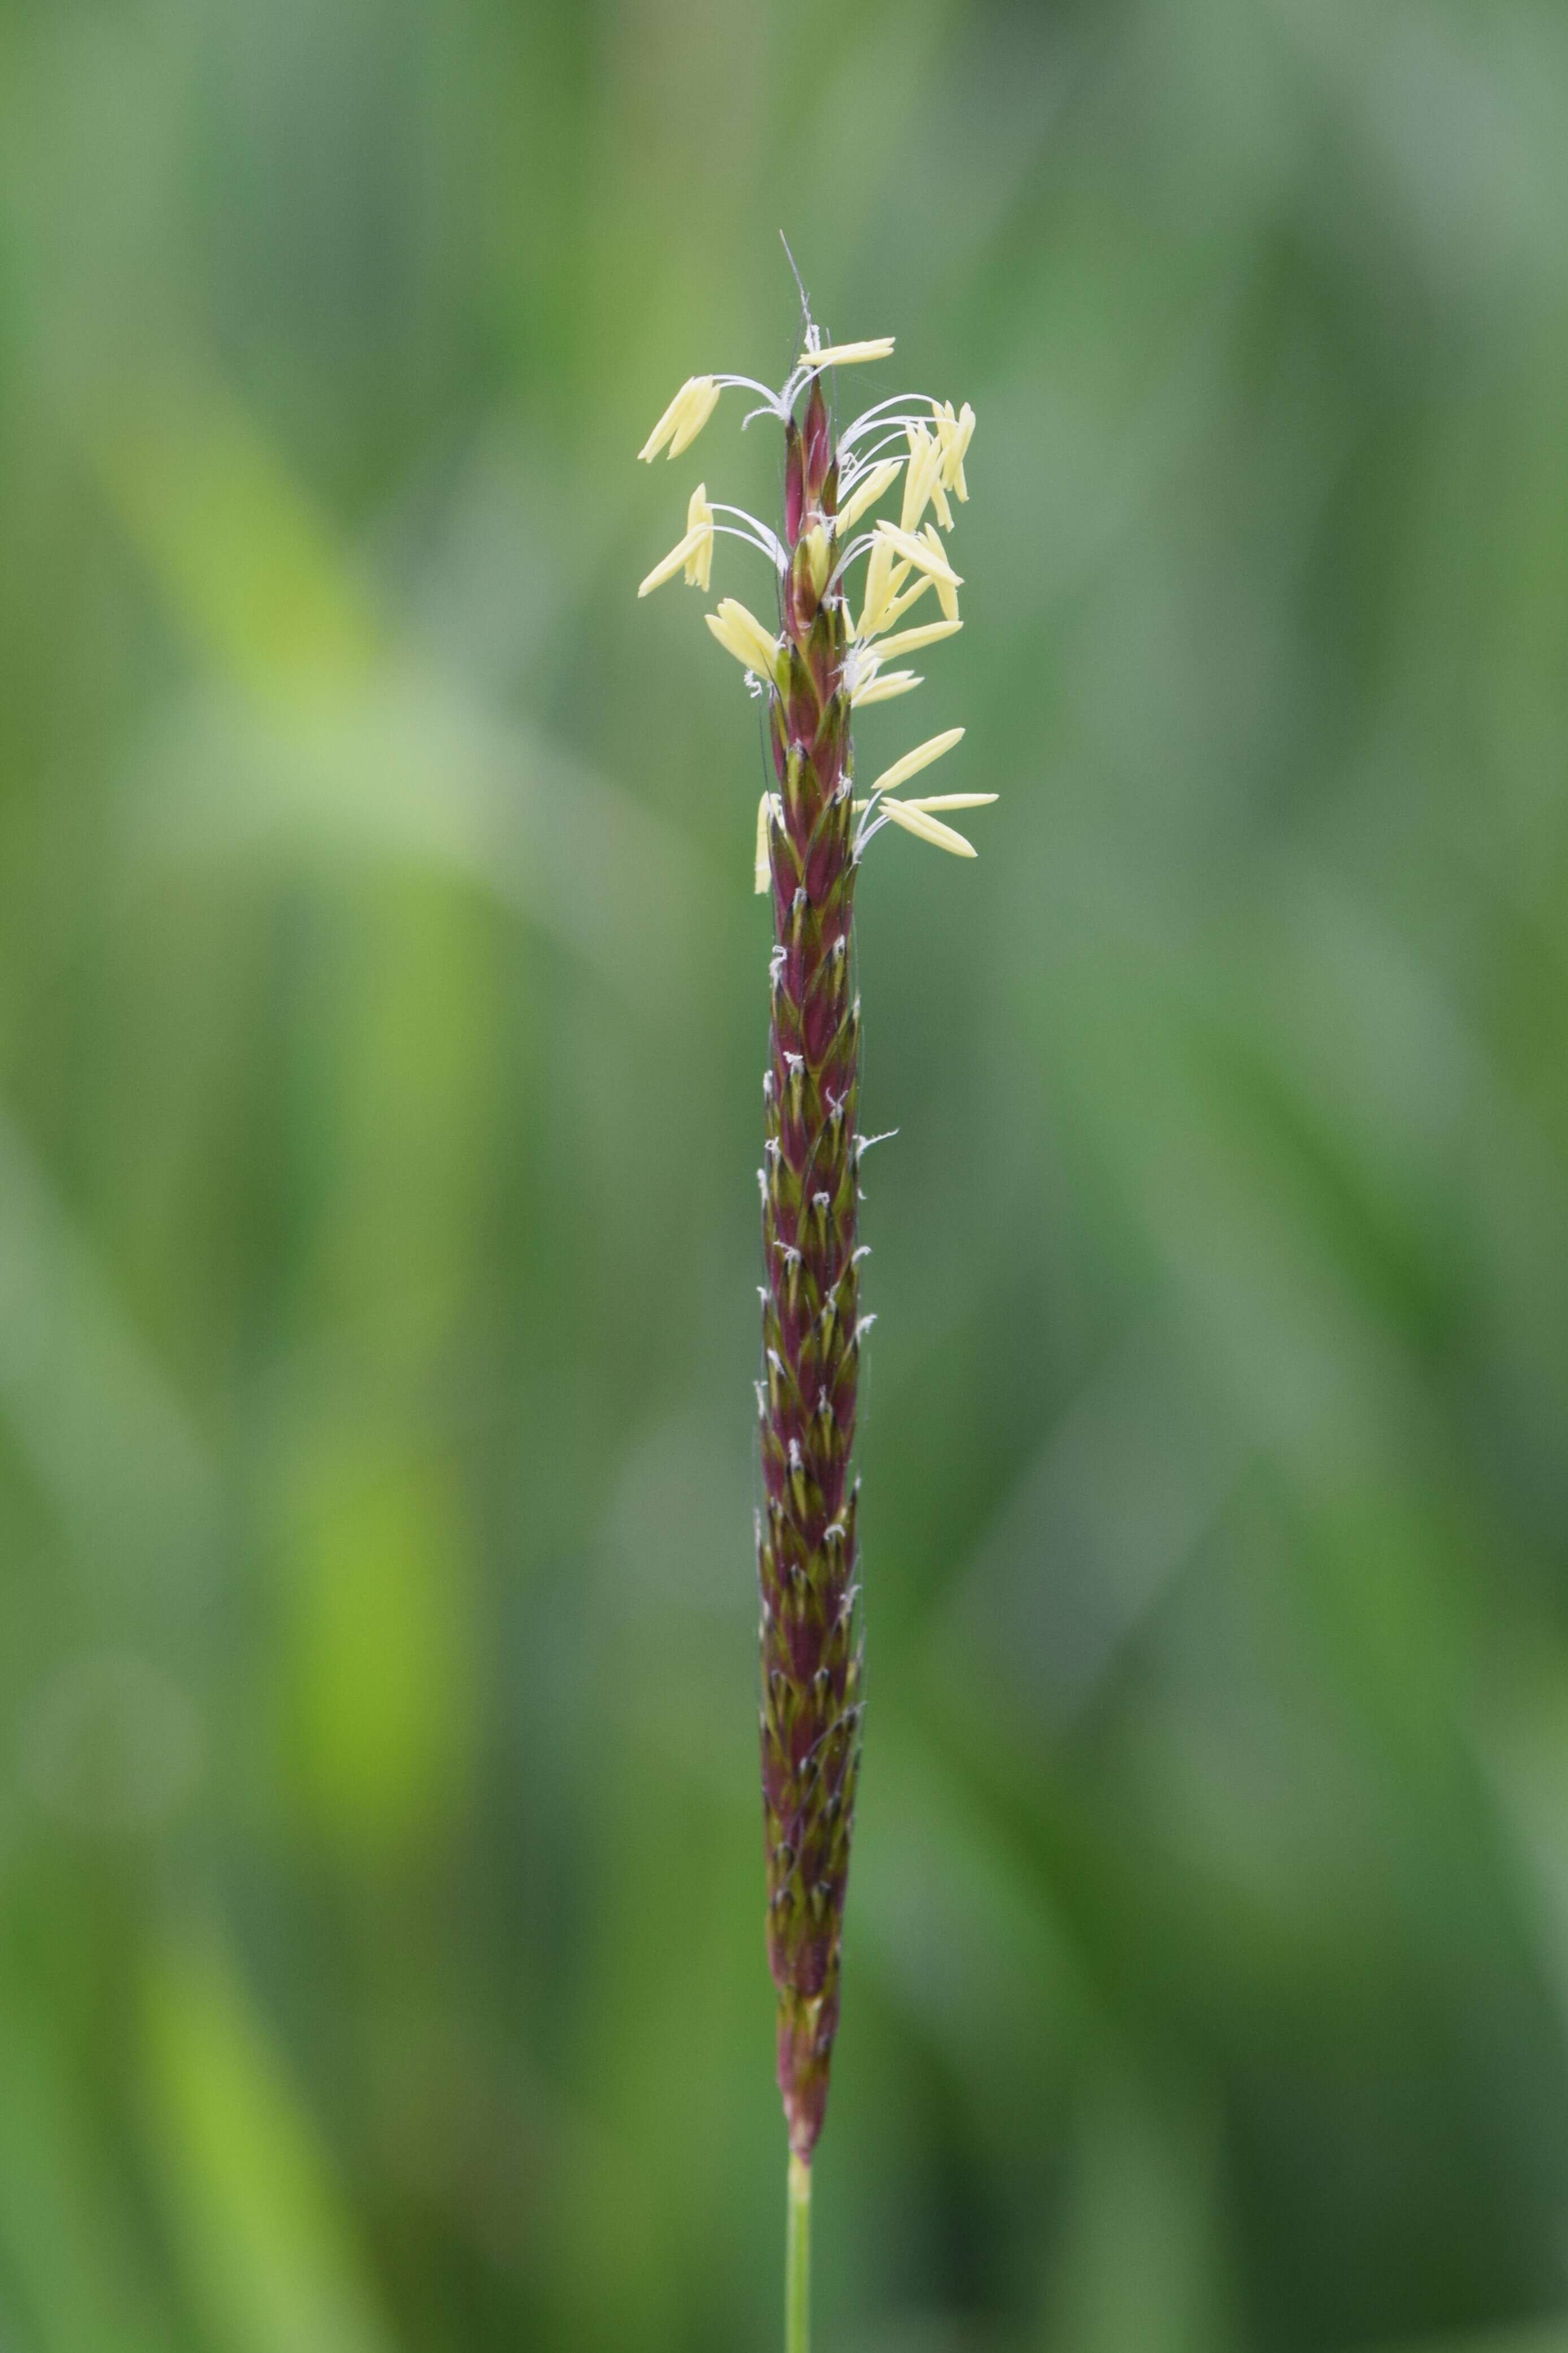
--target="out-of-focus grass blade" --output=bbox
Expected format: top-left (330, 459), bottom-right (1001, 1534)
top-left (1376, 2329), bottom-right (1568, 2353)
top-left (0, 1104), bottom-right (217, 1599)
top-left (942, 1319), bottom-right (1248, 1728)
top-left (0, 2005), bottom-right (178, 2353)
top-left (1041, 2064), bottom-right (1236, 2353)
top-left (118, 675), bottom-right (706, 1002)
top-left (98, 373), bottom-right (378, 704)
top-left (95, 366), bottom-right (710, 1001)
top-left (854, 1712), bottom-right (1085, 2115)
top-left (279, 1433), bottom-right (475, 1860)
top-left (140, 1931), bottom-right (398, 2353)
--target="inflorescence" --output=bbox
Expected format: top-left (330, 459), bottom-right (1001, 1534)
top-left (635, 323), bottom-right (985, 2189)
top-left (636, 331), bottom-right (993, 886)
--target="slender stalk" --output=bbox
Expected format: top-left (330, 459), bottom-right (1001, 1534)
top-left (787, 2152), bottom-right (813, 2353)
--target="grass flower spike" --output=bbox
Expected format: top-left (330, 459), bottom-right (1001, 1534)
top-left (637, 306), bottom-right (989, 2350)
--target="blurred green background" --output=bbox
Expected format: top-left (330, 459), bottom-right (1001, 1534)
top-left (3, 1), bottom-right (1568, 2347)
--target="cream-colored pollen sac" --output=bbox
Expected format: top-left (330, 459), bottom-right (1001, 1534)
top-left (668, 380), bottom-right (722, 457)
top-left (706, 597), bottom-right (782, 684)
top-left (873, 617), bottom-right (962, 660)
top-left (857, 535), bottom-right (901, 640)
top-left (835, 459), bottom-right (901, 536)
top-left (900, 793), bottom-right (997, 813)
top-left (754, 791), bottom-right (783, 892)
top-left (638, 527), bottom-right (705, 597)
top-left (800, 338), bottom-right (895, 371)
top-left (875, 569), bottom-right (936, 636)
top-left (879, 798), bottom-right (979, 856)
top-left (921, 524), bottom-right (959, 621)
top-left (874, 519), bottom-right (962, 589)
top-left (936, 400), bottom-right (975, 500)
top-left (638, 375), bottom-right (721, 462)
top-left (684, 483), bottom-right (714, 589)
top-left (851, 669), bottom-right (922, 707)
top-left (851, 791), bottom-right (994, 814)
top-left (865, 728), bottom-right (965, 800)
top-left (636, 481), bottom-right (716, 597)
top-left (898, 426), bottom-right (945, 535)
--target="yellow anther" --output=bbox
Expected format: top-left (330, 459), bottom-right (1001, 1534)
top-left (706, 597), bottom-right (783, 684)
top-left (637, 375), bottom-right (722, 462)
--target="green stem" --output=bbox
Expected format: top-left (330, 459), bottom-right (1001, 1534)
top-left (786, 2151), bottom-right (812, 2353)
